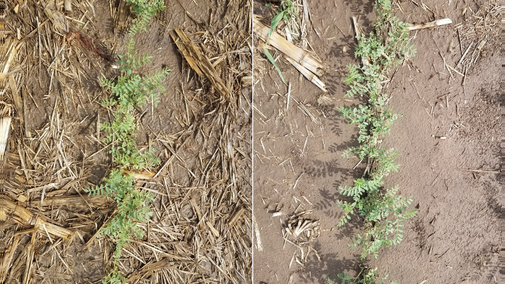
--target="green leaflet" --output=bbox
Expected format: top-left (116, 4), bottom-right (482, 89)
top-left (335, 0), bottom-right (417, 260)
top-left (85, 1), bottom-right (168, 283)
top-left (264, 0), bottom-right (297, 85)
top-left (264, 47), bottom-right (286, 85)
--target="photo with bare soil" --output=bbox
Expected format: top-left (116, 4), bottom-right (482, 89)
top-left (0, 0), bottom-right (501, 283)
top-left (0, 0), bottom-right (252, 283)
top-left (252, 0), bottom-right (501, 283)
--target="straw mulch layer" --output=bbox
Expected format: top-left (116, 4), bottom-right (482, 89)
top-left (0, 0), bottom-right (252, 283)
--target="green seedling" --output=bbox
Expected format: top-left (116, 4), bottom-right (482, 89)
top-left (84, 170), bottom-right (154, 260)
top-left (101, 36), bottom-right (170, 169)
top-left (267, 0), bottom-right (297, 41)
top-left (263, 46), bottom-right (286, 84)
top-left (265, 0), bottom-right (298, 85)
top-left (336, 0), bottom-right (417, 259)
top-left (85, 1), bottom-right (168, 283)
top-left (125, 0), bottom-right (166, 35)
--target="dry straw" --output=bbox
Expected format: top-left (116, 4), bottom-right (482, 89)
top-left (0, 1), bottom-right (252, 283)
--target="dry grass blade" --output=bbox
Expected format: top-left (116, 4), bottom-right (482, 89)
top-left (282, 210), bottom-right (321, 268)
top-left (228, 206), bottom-right (246, 226)
top-left (0, 116), bottom-right (10, 162)
top-left (253, 16), bottom-right (324, 76)
top-left (284, 210), bottom-right (320, 243)
top-left (253, 215), bottom-right (263, 252)
top-left (38, 195), bottom-right (110, 210)
top-left (0, 235), bottom-right (20, 283)
top-left (64, 0), bottom-right (73, 12)
top-left (121, 169), bottom-right (155, 180)
top-left (8, 74), bottom-right (23, 124)
top-left (169, 29), bottom-right (231, 99)
top-left (285, 57), bottom-right (327, 92)
top-left (0, 195), bottom-right (75, 241)
top-left (125, 258), bottom-right (176, 282)
top-left (0, 39), bottom-right (19, 84)
top-left (408, 18), bottom-right (452, 30)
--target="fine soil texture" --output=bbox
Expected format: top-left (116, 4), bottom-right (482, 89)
top-left (0, 1), bottom-right (251, 283)
top-left (252, 0), bottom-right (501, 283)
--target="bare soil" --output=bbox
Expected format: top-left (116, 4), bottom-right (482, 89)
top-left (253, 0), bottom-right (501, 283)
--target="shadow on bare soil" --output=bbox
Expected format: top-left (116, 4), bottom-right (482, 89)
top-left (301, 242), bottom-right (360, 284)
top-left (313, 187), bottom-right (362, 234)
top-left (344, 0), bottom-right (375, 17)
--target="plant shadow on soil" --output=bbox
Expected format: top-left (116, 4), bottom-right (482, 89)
top-left (343, 0), bottom-right (375, 16)
top-left (325, 36), bottom-right (355, 95)
top-left (303, 106), bottom-right (362, 185)
top-left (299, 242), bottom-right (361, 284)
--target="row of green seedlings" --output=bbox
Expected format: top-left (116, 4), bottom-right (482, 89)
top-left (331, 1), bottom-right (417, 283)
top-left (84, 0), bottom-right (168, 283)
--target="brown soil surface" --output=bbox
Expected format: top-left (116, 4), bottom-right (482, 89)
top-left (253, 0), bottom-right (501, 283)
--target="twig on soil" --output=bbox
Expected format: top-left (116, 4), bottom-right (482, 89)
top-left (286, 82), bottom-right (291, 110)
top-left (456, 41), bottom-right (473, 68)
top-left (438, 51), bottom-right (453, 79)
top-left (459, 169), bottom-right (499, 174)
top-left (154, 132), bottom-right (191, 178)
top-left (446, 64), bottom-right (464, 77)
top-left (407, 18), bottom-right (452, 31)
top-left (292, 172), bottom-right (304, 189)
top-left (253, 215), bottom-right (263, 251)
top-left (291, 96), bottom-right (318, 124)
top-left (457, 28), bottom-right (463, 56)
